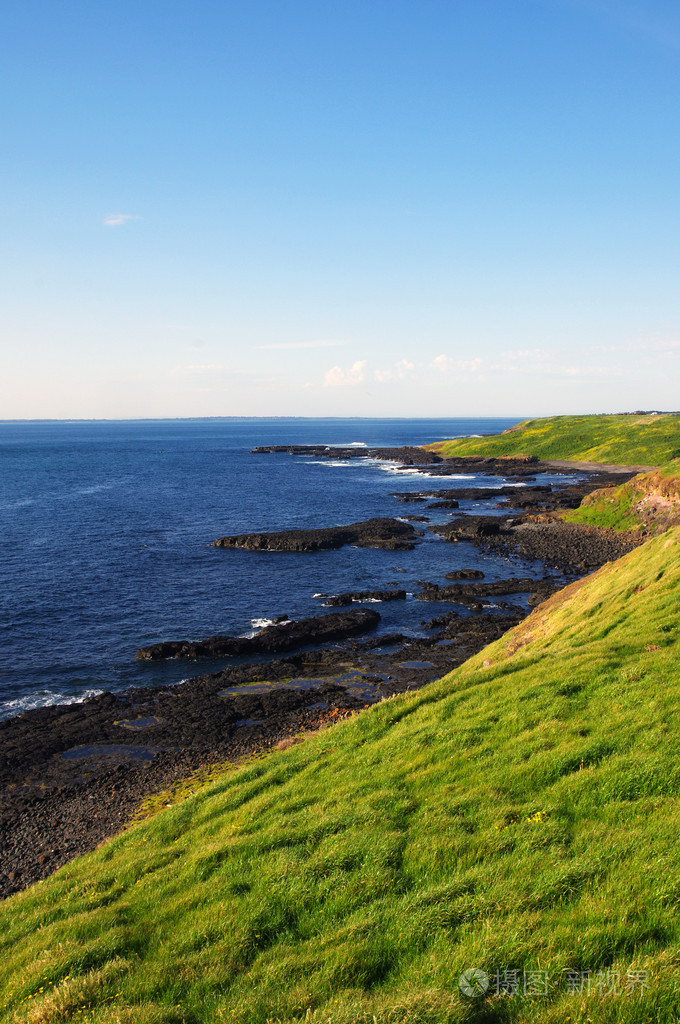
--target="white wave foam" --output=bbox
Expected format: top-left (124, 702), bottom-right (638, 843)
top-left (0, 687), bottom-right (104, 721)
top-left (375, 462), bottom-right (424, 475)
top-left (305, 459), bottom-right (352, 467)
top-left (251, 617), bottom-right (275, 630)
top-left (76, 483), bottom-right (115, 496)
top-left (0, 497), bottom-right (35, 512)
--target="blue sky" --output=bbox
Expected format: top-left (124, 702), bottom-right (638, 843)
top-left (2, 0), bottom-right (679, 418)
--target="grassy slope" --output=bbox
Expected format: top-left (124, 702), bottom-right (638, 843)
top-left (564, 459), bottom-right (680, 531)
top-left (426, 414), bottom-right (680, 465)
top-left (2, 532), bottom-right (680, 1023)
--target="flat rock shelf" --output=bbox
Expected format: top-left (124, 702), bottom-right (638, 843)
top-left (212, 517), bottom-right (420, 552)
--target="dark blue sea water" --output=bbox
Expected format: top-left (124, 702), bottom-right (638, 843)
top-left (0, 418), bottom-right (564, 720)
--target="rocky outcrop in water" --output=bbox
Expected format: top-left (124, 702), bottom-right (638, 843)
top-left (429, 515), bottom-right (512, 541)
top-left (213, 517), bottom-right (420, 552)
top-left (322, 589), bottom-right (407, 607)
top-left (253, 444), bottom-right (441, 465)
top-left (414, 577), bottom-right (556, 602)
top-left (393, 485), bottom-right (534, 504)
top-left (422, 456), bottom-right (542, 478)
top-left (253, 448), bottom-right (559, 478)
top-left (136, 608), bottom-right (381, 661)
top-left (426, 499), bottom-right (460, 509)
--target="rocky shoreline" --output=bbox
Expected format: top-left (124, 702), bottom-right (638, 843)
top-left (0, 447), bottom-right (642, 899)
top-left (135, 607), bottom-right (381, 661)
top-left (212, 516), bottom-right (420, 552)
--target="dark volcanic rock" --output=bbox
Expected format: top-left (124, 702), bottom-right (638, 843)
top-left (423, 609), bottom-right (460, 629)
top-left (481, 519), bottom-right (643, 572)
top-left (253, 444), bottom-right (441, 466)
top-left (136, 608), bottom-right (381, 661)
top-left (415, 577), bottom-right (548, 601)
top-left (426, 499), bottom-right (460, 509)
top-left (354, 632), bottom-right (410, 650)
top-left (423, 456), bottom-right (543, 478)
top-left (446, 486), bottom-right (521, 499)
top-left (429, 515), bottom-right (512, 541)
top-left (253, 448), bottom-right (557, 480)
top-left (393, 486), bottom-right (522, 502)
top-left (213, 517), bottom-right (419, 552)
top-left (497, 474), bottom-right (637, 513)
top-left (323, 589), bottom-right (407, 607)
top-left (444, 569), bottom-right (485, 580)
top-left (496, 486), bottom-right (554, 508)
top-left (0, 669), bottom-right (372, 900)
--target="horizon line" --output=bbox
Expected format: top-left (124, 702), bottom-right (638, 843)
top-left (0, 414), bottom-right (531, 424)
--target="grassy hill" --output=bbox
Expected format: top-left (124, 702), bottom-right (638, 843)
top-left (563, 459), bottom-right (680, 532)
top-left (426, 414), bottom-right (680, 465)
top-left (2, 530), bottom-right (680, 1023)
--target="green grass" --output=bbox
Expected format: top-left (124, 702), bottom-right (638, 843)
top-left (562, 485), bottom-right (642, 531)
top-left (426, 413), bottom-right (680, 465)
top-left (3, 531), bottom-right (680, 1023)
top-left (564, 460), bottom-right (680, 531)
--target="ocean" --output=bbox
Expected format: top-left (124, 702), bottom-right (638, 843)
top-left (0, 417), bottom-right (559, 720)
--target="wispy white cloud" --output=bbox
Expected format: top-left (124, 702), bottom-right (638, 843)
top-left (373, 354), bottom-right (485, 383)
top-left (374, 358), bottom-right (416, 383)
top-left (396, 358), bottom-right (415, 378)
top-left (104, 213), bottom-right (140, 227)
top-left (256, 340), bottom-right (344, 351)
top-left (323, 360), bottom-right (367, 387)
